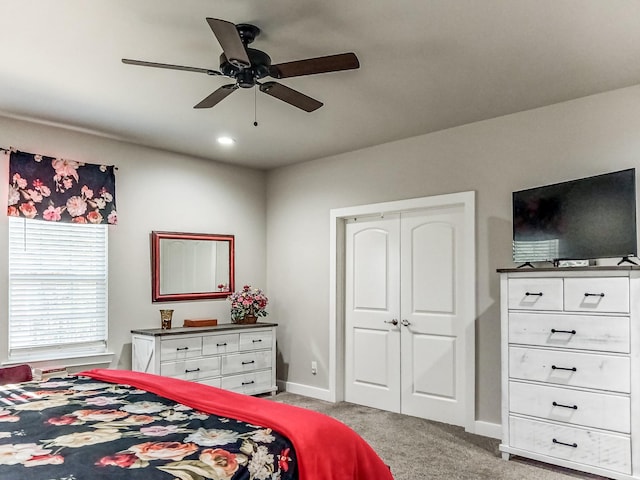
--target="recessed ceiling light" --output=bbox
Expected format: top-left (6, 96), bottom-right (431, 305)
top-left (217, 136), bottom-right (235, 146)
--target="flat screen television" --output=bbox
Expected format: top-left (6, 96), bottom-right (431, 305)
top-left (512, 168), bottom-right (637, 263)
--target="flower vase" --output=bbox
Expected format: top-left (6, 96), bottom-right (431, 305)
top-left (237, 314), bottom-right (257, 325)
top-left (160, 309), bottom-right (174, 329)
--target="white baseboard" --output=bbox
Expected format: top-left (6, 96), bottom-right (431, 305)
top-left (474, 420), bottom-right (501, 439)
top-left (277, 379), bottom-right (503, 440)
top-left (277, 380), bottom-right (332, 402)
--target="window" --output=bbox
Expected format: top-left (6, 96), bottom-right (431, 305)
top-left (8, 217), bottom-right (108, 361)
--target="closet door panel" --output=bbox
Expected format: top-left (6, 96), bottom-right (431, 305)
top-left (401, 206), bottom-right (469, 426)
top-left (345, 215), bottom-right (401, 413)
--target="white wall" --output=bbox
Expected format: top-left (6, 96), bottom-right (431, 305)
top-left (266, 84), bottom-right (640, 425)
top-left (3, 84), bottom-right (640, 426)
top-left (0, 116), bottom-right (267, 369)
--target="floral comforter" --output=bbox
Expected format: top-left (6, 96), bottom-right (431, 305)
top-left (0, 375), bottom-right (296, 480)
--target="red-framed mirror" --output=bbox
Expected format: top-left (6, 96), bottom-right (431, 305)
top-left (151, 231), bottom-right (235, 302)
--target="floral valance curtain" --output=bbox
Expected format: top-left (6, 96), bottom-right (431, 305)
top-left (7, 150), bottom-right (117, 225)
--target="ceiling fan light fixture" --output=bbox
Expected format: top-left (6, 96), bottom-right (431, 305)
top-left (217, 136), bottom-right (236, 146)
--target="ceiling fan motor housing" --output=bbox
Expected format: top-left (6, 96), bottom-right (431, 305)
top-left (220, 48), bottom-right (272, 88)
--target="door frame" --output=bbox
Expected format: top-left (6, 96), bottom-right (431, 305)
top-left (329, 191), bottom-right (476, 432)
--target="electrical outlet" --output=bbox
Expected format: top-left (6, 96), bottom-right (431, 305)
top-left (311, 361), bottom-right (317, 375)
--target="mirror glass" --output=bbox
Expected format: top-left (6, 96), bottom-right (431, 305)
top-left (151, 231), bottom-right (234, 302)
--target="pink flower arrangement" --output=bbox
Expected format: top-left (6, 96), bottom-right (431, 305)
top-left (228, 285), bottom-right (268, 322)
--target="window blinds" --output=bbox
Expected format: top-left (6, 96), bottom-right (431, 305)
top-left (8, 217), bottom-right (108, 359)
top-left (512, 239), bottom-right (560, 263)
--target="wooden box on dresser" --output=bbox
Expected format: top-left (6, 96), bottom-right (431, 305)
top-left (498, 267), bottom-right (640, 480)
top-left (131, 323), bottom-right (277, 396)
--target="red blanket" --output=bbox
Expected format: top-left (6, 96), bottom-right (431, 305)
top-left (81, 369), bottom-right (394, 480)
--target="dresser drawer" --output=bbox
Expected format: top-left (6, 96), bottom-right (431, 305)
top-left (564, 277), bottom-right (629, 314)
top-left (160, 357), bottom-right (221, 380)
top-left (160, 336), bottom-right (203, 360)
top-left (221, 370), bottom-right (273, 394)
top-left (202, 333), bottom-right (239, 355)
top-left (199, 377), bottom-right (222, 389)
top-left (509, 313), bottom-right (630, 353)
top-left (509, 381), bottom-right (630, 433)
top-left (509, 347), bottom-right (630, 393)
top-left (222, 350), bottom-right (272, 375)
top-left (508, 278), bottom-right (563, 311)
top-left (239, 330), bottom-right (273, 352)
top-left (509, 416), bottom-right (631, 475)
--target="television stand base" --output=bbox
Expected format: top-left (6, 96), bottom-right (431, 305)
top-left (517, 262), bottom-right (535, 269)
top-left (617, 256), bottom-right (638, 266)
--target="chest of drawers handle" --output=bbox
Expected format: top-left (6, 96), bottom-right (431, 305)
top-left (242, 380), bottom-right (255, 385)
top-left (242, 360), bottom-right (255, 365)
top-left (525, 292), bottom-right (543, 296)
top-left (252, 339), bottom-right (263, 343)
top-left (550, 329), bottom-right (576, 335)
top-left (216, 343), bottom-right (227, 347)
top-left (552, 438), bottom-right (578, 448)
top-left (185, 368), bottom-right (200, 373)
top-left (552, 401), bottom-right (578, 410)
top-left (584, 292), bottom-right (605, 297)
top-left (176, 347), bottom-right (189, 351)
top-left (551, 365), bottom-right (577, 372)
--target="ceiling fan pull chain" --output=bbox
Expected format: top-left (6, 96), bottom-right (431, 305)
top-left (254, 87), bottom-right (259, 127)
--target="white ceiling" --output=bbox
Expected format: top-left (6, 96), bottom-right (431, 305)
top-left (1, 1), bottom-right (640, 170)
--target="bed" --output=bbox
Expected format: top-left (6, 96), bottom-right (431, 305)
top-left (0, 369), bottom-right (394, 480)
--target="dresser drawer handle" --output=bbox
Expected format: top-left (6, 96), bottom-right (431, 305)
top-left (551, 329), bottom-right (576, 335)
top-left (242, 380), bottom-right (255, 385)
top-left (552, 438), bottom-right (577, 448)
top-left (185, 368), bottom-right (200, 373)
top-left (584, 292), bottom-right (605, 297)
top-left (242, 360), bottom-right (256, 365)
top-left (252, 339), bottom-right (263, 343)
top-left (551, 365), bottom-right (577, 372)
top-left (552, 401), bottom-right (578, 410)
top-left (176, 347), bottom-right (189, 351)
top-left (216, 343), bottom-right (227, 347)
top-left (525, 292), bottom-right (543, 296)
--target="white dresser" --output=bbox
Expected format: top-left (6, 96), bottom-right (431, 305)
top-left (131, 323), bottom-right (277, 396)
top-left (499, 267), bottom-right (640, 479)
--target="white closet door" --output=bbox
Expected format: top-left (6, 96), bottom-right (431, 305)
top-left (345, 215), bottom-right (401, 412)
top-left (344, 204), bottom-right (470, 427)
top-left (400, 206), bottom-right (468, 425)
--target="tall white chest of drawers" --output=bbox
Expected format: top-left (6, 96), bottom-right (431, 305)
top-left (131, 323), bottom-right (277, 396)
top-left (499, 267), bottom-right (640, 479)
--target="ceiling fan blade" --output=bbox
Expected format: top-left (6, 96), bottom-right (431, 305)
top-left (269, 52), bottom-right (359, 79)
top-left (194, 84), bottom-right (238, 109)
top-left (206, 18), bottom-right (251, 68)
top-left (122, 58), bottom-right (221, 76)
top-left (259, 82), bottom-right (323, 112)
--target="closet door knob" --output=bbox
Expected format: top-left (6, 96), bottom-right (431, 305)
top-left (384, 319), bottom-right (398, 326)
top-left (401, 319), bottom-right (410, 326)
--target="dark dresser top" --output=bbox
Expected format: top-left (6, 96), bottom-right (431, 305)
top-left (131, 322), bottom-right (278, 337)
top-left (497, 265), bottom-right (640, 273)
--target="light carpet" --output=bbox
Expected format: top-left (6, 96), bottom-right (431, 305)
top-left (271, 392), bottom-right (609, 480)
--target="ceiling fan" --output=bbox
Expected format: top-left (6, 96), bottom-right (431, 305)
top-left (122, 18), bottom-right (360, 113)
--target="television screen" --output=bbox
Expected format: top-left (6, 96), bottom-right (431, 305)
top-left (513, 168), bottom-right (637, 263)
